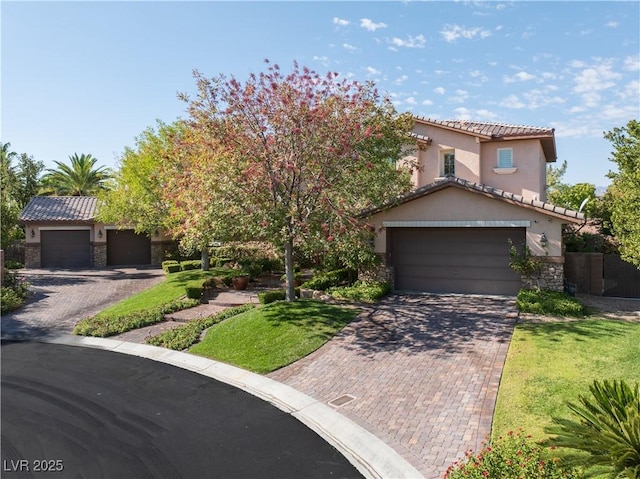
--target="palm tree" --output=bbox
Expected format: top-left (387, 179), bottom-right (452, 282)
top-left (40, 153), bottom-right (111, 196)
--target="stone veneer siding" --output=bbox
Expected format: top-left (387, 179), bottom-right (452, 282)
top-left (365, 253), bottom-right (394, 289)
top-left (92, 243), bottom-right (107, 268)
top-left (24, 244), bottom-right (41, 268)
top-left (151, 242), bottom-right (175, 266)
top-left (521, 256), bottom-right (564, 291)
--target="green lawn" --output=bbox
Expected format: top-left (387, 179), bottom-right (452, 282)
top-left (493, 318), bottom-right (640, 442)
top-left (189, 300), bottom-right (358, 373)
top-left (97, 267), bottom-right (234, 317)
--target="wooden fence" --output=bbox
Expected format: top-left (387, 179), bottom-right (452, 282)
top-left (565, 252), bottom-right (640, 298)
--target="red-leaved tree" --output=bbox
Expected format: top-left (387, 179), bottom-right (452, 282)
top-left (180, 60), bottom-right (416, 300)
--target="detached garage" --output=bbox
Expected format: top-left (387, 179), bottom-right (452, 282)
top-left (366, 177), bottom-right (584, 296)
top-left (21, 196), bottom-right (165, 269)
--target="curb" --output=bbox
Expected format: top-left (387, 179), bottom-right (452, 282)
top-left (43, 334), bottom-right (425, 479)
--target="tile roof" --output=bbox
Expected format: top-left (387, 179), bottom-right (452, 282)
top-left (414, 117), bottom-right (554, 138)
top-left (20, 196), bottom-right (97, 222)
top-left (362, 176), bottom-right (585, 222)
top-left (413, 117), bottom-right (557, 161)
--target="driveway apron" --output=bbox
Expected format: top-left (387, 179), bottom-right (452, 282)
top-left (1, 268), bottom-right (165, 338)
top-left (269, 294), bottom-right (517, 479)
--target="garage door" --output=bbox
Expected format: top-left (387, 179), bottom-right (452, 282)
top-left (41, 230), bottom-right (91, 268)
top-left (390, 227), bottom-right (525, 295)
top-left (107, 230), bottom-right (151, 266)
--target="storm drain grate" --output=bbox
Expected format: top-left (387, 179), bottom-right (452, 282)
top-left (328, 394), bottom-right (356, 408)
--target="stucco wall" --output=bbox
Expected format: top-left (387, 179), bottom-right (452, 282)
top-left (479, 140), bottom-right (546, 201)
top-left (368, 186), bottom-right (565, 257)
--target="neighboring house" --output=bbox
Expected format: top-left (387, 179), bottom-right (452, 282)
top-left (20, 196), bottom-right (171, 269)
top-left (364, 118), bottom-right (585, 295)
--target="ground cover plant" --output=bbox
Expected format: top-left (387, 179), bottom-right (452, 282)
top-left (329, 281), bottom-right (391, 303)
top-left (73, 298), bottom-right (200, 337)
top-left (493, 319), bottom-right (640, 444)
top-left (189, 300), bottom-right (358, 373)
top-left (445, 429), bottom-right (583, 479)
top-left (516, 289), bottom-right (587, 317)
top-left (146, 303), bottom-right (255, 350)
top-left (1, 270), bottom-right (29, 314)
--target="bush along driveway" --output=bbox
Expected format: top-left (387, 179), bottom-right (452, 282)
top-left (269, 293), bottom-right (518, 479)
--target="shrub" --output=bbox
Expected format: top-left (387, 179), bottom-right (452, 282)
top-left (73, 298), bottom-right (200, 337)
top-left (445, 430), bottom-right (583, 479)
top-left (329, 281), bottom-right (390, 303)
top-left (146, 303), bottom-right (256, 350)
top-left (517, 289), bottom-right (587, 317)
top-left (181, 260), bottom-right (201, 271)
top-left (545, 379), bottom-right (640, 478)
top-left (258, 288), bottom-right (301, 304)
top-left (1, 287), bottom-right (24, 314)
top-left (302, 268), bottom-right (355, 291)
top-left (162, 260), bottom-right (179, 272)
top-left (185, 283), bottom-right (203, 300)
top-left (165, 264), bottom-right (181, 274)
top-left (5, 260), bottom-right (23, 269)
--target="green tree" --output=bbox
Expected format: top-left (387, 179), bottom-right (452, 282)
top-left (98, 121), bottom-right (183, 235)
top-left (40, 153), bottom-right (110, 196)
top-left (0, 142), bottom-right (44, 250)
top-left (548, 182), bottom-right (598, 217)
top-left (604, 120), bottom-right (640, 268)
top-left (180, 61), bottom-right (416, 300)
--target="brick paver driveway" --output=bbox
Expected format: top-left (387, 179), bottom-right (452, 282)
top-left (269, 294), bottom-right (518, 479)
top-left (1, 268), bottom-right (164, 338)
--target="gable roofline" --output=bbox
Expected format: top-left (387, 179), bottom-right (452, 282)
top-left (362, 176), bottom-right (585, 223)
top-left (413, 116), bottom-right (557, 162)
top-left (20, 196), bottom-right (98, 223)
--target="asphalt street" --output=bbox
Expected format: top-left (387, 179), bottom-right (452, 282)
top-left (1, 341), bottom-right (362, 479)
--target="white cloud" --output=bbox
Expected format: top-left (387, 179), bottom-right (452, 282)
top-left (573, 61), bottom-right (621, 93)
top-left (394, 74), bottom-right (409, 85)
top-left (504, 71), bottom-right (536, 83)
top-left (422, 99), bottom-right (434, 106)
top-left (434, 87), bottom-right (446, 95)
top-left (474, 109), bottom-right (499, 120)
top-left (618, 80), bottom-right (640, 103)
top-left (333, 17), bottom-right (349, 26)
top-left (500, 95), bottom-right (525, 109)
top-left (441, 24), bottom-right (491, 42)
top-left (605, 21), bottom-right (618, 28)
top-left (522, 89), bottom-right (565, 109)
top-left (342, 43), bottom-right (357, 52)
top-left (450, 89), bottom-right (469, 103)
top-left (452, 107), bottom-right (472, 120)
top-left (313, 56), bottom-right (330, 66)
top-left (569, 60), bottom-right (587, 68)
top-left (405, 97), bottom-right (417, 105)
top-left (365, 66), bottom-right (380, 75)
top-left (388, 34), bottom-right (426, 49)
top-left (624, 55), bottom-right (640, 71)
top-left (360, 18), bottom-right (388, 32)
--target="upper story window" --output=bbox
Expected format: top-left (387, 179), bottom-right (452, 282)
top-left (441, 150), bottom-right (455, 177)
top-left (494, 148), bottom-right (518, 174)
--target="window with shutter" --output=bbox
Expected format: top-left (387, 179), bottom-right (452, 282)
top-left (497, 148), bottom-right (513, 168)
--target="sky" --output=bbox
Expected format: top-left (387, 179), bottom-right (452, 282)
top-left (2, 1), bottom-right (639, 189)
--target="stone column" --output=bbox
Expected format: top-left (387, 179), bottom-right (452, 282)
top-left (92, 243), bottom-right (107, 268)
top-left (24, 244), bottom-right (41, 269)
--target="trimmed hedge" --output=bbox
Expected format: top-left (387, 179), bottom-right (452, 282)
top-left (146, 303), bottom-right (256, 350)
top-left (185, 282), bottom-right (203, 300)
top-left (73, 298), bottom-right (201, 337)
top-left (165, 264), bottom-right (181, 274)
top-left (181, 260), bottom-right (201, 271)
top-left (258, 288), bottom-right (301, 304)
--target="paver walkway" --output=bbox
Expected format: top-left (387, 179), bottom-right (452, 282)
top-left (1, 268), bottom-right (165, 338)
top-left (268, 294), bottom-right (518, 479)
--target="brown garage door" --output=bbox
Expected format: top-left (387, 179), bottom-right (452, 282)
top-left (107, 230), bottom-right (151, 266)
top-left (41, 230), bottom-right (91, 268)
top-left (390, 227), bottom-right (525, 295)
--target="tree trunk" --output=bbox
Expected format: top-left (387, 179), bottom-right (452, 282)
top-left (284, 237), bottom-right (296, 301)
top-left (201, 248), bottom-right (210, 271)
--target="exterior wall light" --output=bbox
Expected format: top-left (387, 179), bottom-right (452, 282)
top-left (154, 230), bottom-right (159, 237)
top-left (540, 232), bottom-right (548, 248)
top-left (98, 229), bottom-right (103, 239)
top-left (30, 228), bottom-right (35, 238)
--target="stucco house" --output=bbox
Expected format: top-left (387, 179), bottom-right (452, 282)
top-left (21, 196), bottom-right (172, 268)
top-left (364, 117), bottom-right (584, 295)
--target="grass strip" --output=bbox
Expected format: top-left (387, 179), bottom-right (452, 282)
top-left (190, 300), bottom-right (358, 374)
top-left (146, 303), bottom-right (256, 350)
